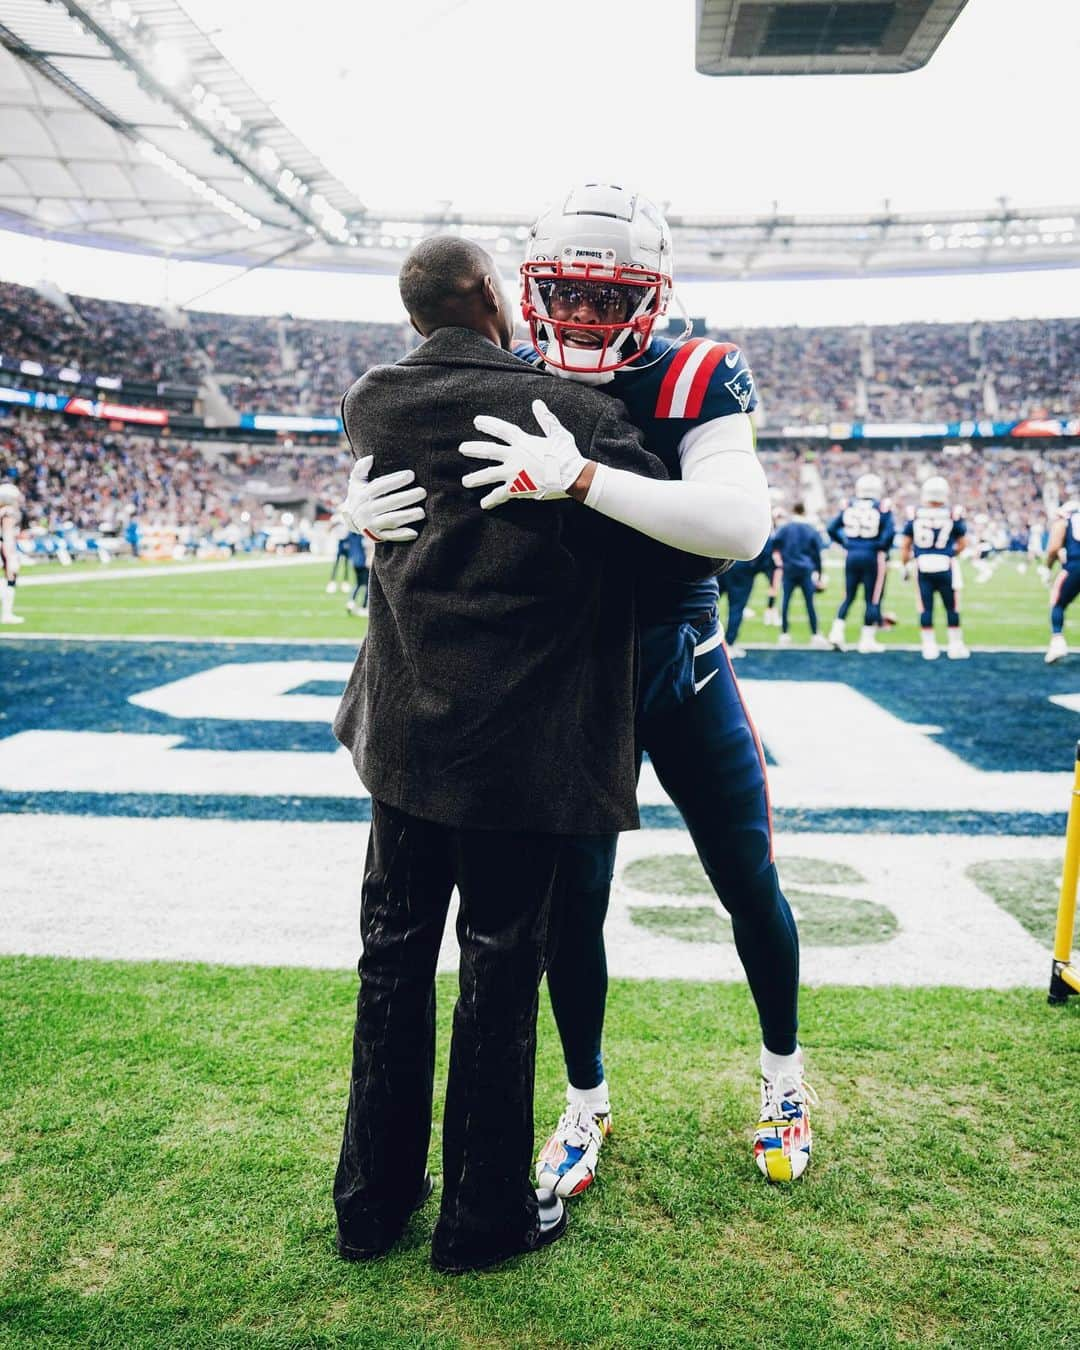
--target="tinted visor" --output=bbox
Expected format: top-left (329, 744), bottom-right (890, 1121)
top-left (539, 280), bottom-right (642, 323)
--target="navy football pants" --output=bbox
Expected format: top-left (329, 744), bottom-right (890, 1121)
top-left (836, 555), bottom-right (887, 625)
top-left (781, 568), bottom-right (818, 634)
top-left (917, 570), bottom-right (959, 628)
top-left (717, 569), bottom-right (754, 645)
top-left (546, 616), bottom-right (801, 1089)
top-left (1050, 567), bottom-right (1080, 634)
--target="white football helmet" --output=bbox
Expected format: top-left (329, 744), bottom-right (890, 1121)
top-left (855, 473), bottom-right (883, 499)
top-left (1058, 499), bottom-right (1080, 517)
top-left (0, 484), bottom-right (22, 509)
top-left (521, 183), bottom-right (674, 381)
top-left (921, 475), bottom-right (950, 505)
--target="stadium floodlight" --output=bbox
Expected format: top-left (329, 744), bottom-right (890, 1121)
top-left (150, 40), bottom-right (188, 88)
top-left (139, 139), bottom-right (262, 232)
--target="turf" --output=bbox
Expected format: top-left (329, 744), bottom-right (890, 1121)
top-left (1, 957), bottom-right (1077, 1348)
top-left (629, 890), bottom-right (898, 947)
top-left (966, 859), bottom-right (1065, 946)
top-left (9, 558), bottom-right (368, 641)
top-left (624, 854), bottom-right (868, 894)
top-left (5, 554), bottom-right (1060, 646)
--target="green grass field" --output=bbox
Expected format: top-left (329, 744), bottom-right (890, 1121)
top-left (1, 957), bottom-right (1078, 1349)
top-left (4, 552), bottom-right (1077, 1346)
top-left (5, 553), bottom-right (1059, 645)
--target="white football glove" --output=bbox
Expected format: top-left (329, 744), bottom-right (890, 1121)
top-left (459, 399), bottom-right (589, 510)
top-left (1037, 564), bottom-right (1052, 585)
top-left (339, 456), bottom-right (426, 542)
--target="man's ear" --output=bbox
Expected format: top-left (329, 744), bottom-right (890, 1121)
top-left (409, 316), bottom-right (426, 338)
top-left (481, 275), bottom-right (500, 312)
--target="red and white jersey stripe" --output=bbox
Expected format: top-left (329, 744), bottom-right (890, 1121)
top-left (654, 339), bottom-right (738, 420)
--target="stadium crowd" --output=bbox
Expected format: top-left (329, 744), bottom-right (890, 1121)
top-left (2, 410), bottom-right (1073, 563)
top-left (0, 416), bottom-right (348, 548)
top-left (1, 281), bottom-right (1079, 423)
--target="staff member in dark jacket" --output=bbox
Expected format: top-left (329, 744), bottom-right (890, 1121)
top-left (332, 236), bottom-right (706, 1274)
top-left (772, 502), bottom-right (830, 647)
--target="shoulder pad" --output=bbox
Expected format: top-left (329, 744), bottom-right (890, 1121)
top-left (512, 342), bottom-right (544, 367)
top-left (653, 338), bottom-right (757, 421)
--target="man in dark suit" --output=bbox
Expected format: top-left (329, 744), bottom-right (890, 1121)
top-left (332, 236), bottom-right (705, 1274)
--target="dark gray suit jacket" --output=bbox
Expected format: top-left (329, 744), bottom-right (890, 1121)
top-left (333, 325), bottom-right (708, 834)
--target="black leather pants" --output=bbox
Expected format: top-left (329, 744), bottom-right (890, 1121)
top-left (334, 797), bottom-right (562, 1266)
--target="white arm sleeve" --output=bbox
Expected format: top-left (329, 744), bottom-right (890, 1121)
top-left (581, 412), bottom-right (771, 559)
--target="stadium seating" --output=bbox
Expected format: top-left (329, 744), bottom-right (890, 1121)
top-left (0, 281), bottom-right (1077, 551)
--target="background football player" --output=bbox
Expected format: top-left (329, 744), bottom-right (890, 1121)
top-left (0, 483), bottom-right (25, 625)
top-left (826, 473), bottom-right (895, 653)
top-left (341, 185), bottom-right (816, 1191)
top-left (900, 475), bottom-right (969, 661)
top-left (1044, 498), bottom-right (1080, 664)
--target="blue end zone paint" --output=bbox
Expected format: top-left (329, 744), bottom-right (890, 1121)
top-left (0, 794), bottom-right (1063, 834)
top-left (0, 791), bottom-right (371, 823)
top-left (0, 639), bottom-right (354, 753)
top-left (1, 639), bottom-right (1077, 827)
top-left (733, 649), bottom-right (1079, 774)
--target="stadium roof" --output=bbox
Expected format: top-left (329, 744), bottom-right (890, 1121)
top-left (0, 0), bottom-right (1078, 283)
top-left (0, 0), bottom-right (367, 261)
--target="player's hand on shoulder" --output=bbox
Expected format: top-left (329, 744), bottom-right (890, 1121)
top-left (339, 454), bottom-right (427, 543)
top-left (459, 399), bottom-right (588, 510)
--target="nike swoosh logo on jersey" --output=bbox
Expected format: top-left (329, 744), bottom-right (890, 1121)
top-left (694, 670), bottom-right (719, 694)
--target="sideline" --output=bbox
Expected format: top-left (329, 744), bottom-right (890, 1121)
top-left (19, 555), bottom-right (327, 587)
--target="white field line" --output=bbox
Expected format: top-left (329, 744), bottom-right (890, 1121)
top-left (19, 556), bottom-right (327, 587)
top-left (0, 632), bottom-right (1047, 652)
top-left (0, 631), bottom-right (363, 646)
top-left (0, 819), bottom-right (1055, 987)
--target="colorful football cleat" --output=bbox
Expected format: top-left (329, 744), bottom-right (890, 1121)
top-left (754, 1072), bottom-right (817, 1183)
top-left (535, 1104), bottom-right (611, 1198)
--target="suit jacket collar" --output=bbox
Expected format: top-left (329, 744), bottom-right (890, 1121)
top-left (399, 325), bottom-right (536, 375)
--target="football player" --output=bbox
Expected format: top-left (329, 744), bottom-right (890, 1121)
top-left (344, 186), bottom-right (814, 1190)
top-left (1044, 499), bottom-right (1080, 664)
top-left (825, 473), bottom-right (895, 653)
top-left (0, 483), bottom-right (24, 625)
top-left (899, 475), bottom-right (969, 661)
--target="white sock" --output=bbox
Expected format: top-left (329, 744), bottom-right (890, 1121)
top-left (567, 1080), bottom-right (610, 1117)
top-left (760, 1046), bottom-right (802, 1081)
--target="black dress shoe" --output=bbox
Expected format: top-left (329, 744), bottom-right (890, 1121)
top-left (430, 1187), bottom-right (567, 1275)
top-left (336, 1171), bottom-right (435, 1262)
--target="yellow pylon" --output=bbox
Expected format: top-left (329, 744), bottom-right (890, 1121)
top-left (1049, 741), bottom-right (1080, 1004)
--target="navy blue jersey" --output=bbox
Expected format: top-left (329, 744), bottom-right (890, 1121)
top-left (515, 335), bottom-right (757, 622)
top-left (1061, 509), bottom-right (1080, 570)
top-left (903, 505), bottom-right (966, 574)
top-left (772, 520), bottom-right (821, 573)
top-left (725, 537), bottom-right (773, 585)
top-left (827, 496), bottom-right (895, 560)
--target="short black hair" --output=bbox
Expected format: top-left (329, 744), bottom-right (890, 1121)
top-left (398, 236), bottom-right (494, 330)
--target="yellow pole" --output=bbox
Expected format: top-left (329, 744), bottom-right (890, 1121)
top-left (1049, 742), bottom-right (1080, 1003)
